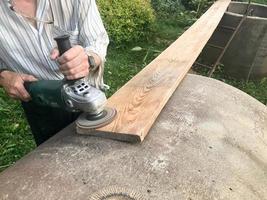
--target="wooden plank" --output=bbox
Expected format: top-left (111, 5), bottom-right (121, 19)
top-left (77, 0), bottom-right (231, 142)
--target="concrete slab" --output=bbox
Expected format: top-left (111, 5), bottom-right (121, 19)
top-left (0, 74), bottom-right (266, 199)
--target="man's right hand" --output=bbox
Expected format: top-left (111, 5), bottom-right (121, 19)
top-left (0, 71), bottom-right (37, 102)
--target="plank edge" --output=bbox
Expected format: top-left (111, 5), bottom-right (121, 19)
top-left (76, 127), bottom-right (142, 143)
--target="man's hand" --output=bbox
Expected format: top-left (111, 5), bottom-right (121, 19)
top-left (50, 45), bottom-right (90, 80)
top-left (0, 71), bottom-right (37, 102)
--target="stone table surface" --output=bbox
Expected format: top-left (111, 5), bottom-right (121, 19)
top-left (0, 74), bottom-right (267, 200)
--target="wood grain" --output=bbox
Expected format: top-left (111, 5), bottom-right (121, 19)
top-left (77, 0), bottom-right (231, 142)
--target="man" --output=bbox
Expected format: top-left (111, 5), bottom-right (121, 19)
top-left (0, 0), bottom-right (109, 145)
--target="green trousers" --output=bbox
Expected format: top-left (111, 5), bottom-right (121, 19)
top-left (21, 101), bottom-right (80, 146)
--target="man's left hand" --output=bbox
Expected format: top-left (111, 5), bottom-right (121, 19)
top-left (50, 45), bottom-right (89, 80)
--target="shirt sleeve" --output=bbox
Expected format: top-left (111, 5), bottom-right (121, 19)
top-left (77, 0), bottom-right (109, 90)
top-left (0, 58), bottom-right (8, 70)
top-left (78, 0), bottom-right (109, 62)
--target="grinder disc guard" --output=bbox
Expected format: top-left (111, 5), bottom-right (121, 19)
top-left (76, 107), bottom-right (117, 129)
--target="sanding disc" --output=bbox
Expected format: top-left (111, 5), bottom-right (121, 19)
top-left (89, 186), bottom-right (144, 200)
top-left (76, 107), bottom-right (117, 129)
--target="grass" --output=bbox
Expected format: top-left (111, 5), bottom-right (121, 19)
top-left (0, 89), bottom-right (35, 171)
top-left (233, 0), bottom-right (267, 3)
top-left (194, 66), bottom-right (267, 105)
top-left (251, 0), bottom-right (267, 3)
top-left (1, 0), bottom-right (267, 172)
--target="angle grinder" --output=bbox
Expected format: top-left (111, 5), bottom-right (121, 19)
top-left (24, 35), bottom-right (116, 129)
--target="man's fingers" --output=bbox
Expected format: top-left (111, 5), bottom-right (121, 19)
top-left (59, 53), bottom-right (86, 71)
top-left (65, 69), bottom-right (89, 80)
top-left (61, 63), bottom-right (89, 77)
top-left (17, 85), bottom-right (31, 102)
top-left (7, 84), bottom-right (30, 102)
top-left (21, 74), bottom-right (38, 82)
top-left (57, 45), bottom-right (84, 64)
top-left (19, 74), bottom-right (36, 101)
top-left (50, 48), bottom-right (60, 60)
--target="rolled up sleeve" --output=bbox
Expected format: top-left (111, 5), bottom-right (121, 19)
top-left (78, 0), bottom-right (109, 62)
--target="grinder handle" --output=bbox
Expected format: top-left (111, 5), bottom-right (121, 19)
top-left (54, 35), bottom-right (72, 56)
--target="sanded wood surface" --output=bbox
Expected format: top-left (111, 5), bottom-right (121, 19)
top-left (77, 0), bottom-right (231, 142)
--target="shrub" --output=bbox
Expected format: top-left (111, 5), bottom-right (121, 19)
top-left (181, 0), bottom-right (215, 14)
top-left (151, 0), bottom-right (183, 18)
top-left (97, 0), bottom-right (155, 44)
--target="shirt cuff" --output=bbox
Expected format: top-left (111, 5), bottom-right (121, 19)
top-left (84, 47), bottom-right (106, 64)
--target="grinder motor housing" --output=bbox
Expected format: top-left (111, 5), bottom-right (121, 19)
top-left (24, 35), bottom-right (107, 115)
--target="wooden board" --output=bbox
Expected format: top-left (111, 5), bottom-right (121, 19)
top-left (77, 0), bottom-right (231, 142)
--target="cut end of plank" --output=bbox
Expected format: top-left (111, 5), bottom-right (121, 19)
top-left (76, 127), bottom-right (142, 143)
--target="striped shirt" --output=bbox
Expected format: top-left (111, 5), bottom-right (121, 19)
top-left (0, 0), bottom-right (109, 89)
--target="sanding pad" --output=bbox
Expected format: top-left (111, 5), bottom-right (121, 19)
top-left (76, 107), bottom-right (117, 130)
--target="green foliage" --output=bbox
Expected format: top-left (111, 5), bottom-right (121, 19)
top-left (97, 0), bottom-right (155, 44)
top-left (181, 0), bottom-right (214, 11)
top-left (253, 0), bottom-right (267, 3)
top-left (151, 0), bottom-right (183, 18)
top-left (175, 10), bottom-right (198, 27)
top-left (151, 0), bottom-right (212, 28)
